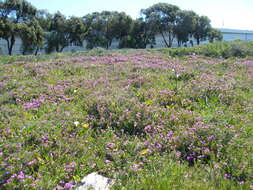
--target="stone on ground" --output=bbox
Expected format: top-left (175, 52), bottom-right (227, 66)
top-left (74, 172), bottom-right (115, 190)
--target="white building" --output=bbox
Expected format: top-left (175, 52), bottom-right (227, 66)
top-left (0, 37), bottom-right (23, 55)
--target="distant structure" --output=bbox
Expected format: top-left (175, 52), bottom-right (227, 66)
top-left (219, 28), bottom-right (253, 41)
top-left (0, 28), bottom-right (253, 55)
top-left (150, 28), bottom-right (253, 48)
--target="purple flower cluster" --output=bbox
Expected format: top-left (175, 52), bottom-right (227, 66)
top-left (1, 50), bottom-right (252, 189)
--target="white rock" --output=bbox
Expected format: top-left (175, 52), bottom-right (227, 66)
top-left (74, 172), bottom-right (114, 190)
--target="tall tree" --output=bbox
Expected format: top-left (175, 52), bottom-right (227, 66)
top-left (66, 16), bottom-right (87, 46)
top-left (141, 3), bottom-right (180, 48)
top-left (208, 28), bottom-right (223, 43)
top-left (0, 0), bottom-right (37, 55)
top-left (0, 18), bottom-right (16, 55)
top-left (84, 11), bottom-right (110, 49)
top-left (193, 15), bottom-right (212, 45)
top-left (45, 11), bottom-right (68, 53)
top-left (35, 9), bottom-right (52, 31)
top-left (174, 10), bottom-right (197, 47)
top-left (18, 18), bottom-right (44, 55)
top-left (46, 12), bottom-right (87, 53)
top-left (109, 12), bottom-right (133, 44)
top-left (119, 18), bottom-right (155, 48)
top-left (83, 11), bottom-right (133, 49)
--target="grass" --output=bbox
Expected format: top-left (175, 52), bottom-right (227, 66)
top-left (0, 42), bottom-right (253, 189)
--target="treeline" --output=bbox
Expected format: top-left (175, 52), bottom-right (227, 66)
top-left (0, 0), bottom-right (223, 55)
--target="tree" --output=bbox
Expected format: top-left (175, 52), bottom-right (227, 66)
top-left (66, 16), bottom-right (87, 46)
top-left (45, 11), bottom-right (68, 53)
top-left (119, 18), bottom-right (155, 48)
top-left (193, 15), bottom-right (212, 45)
top-left (0, 0), bottom-right (37, 55)
top-left (83, 11), bottom-right (133, 49)
top-left (208, 28), bottom-right (223, 43)
top-left (18, 19), bottom-right (44, 55)
top-left (141, 3), bottom-right (180, 48)
top-left (0, 18), bottom-right (16, 55)
top-left (46, 12), bottom-right (87, 53)
top-left (35, 9), bottom-right (52, 31)
top-left (84, 11), bottom-right (110, 49)
top-left (174, 10), bottom-right (197, 47)
top-left (83, 12), bottom-right (106, 49)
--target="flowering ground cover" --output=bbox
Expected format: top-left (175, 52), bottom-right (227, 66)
top-left (0, 48), bottom-right (253, 189)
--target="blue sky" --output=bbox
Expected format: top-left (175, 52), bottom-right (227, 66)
top-left (29, 0), bottom-right (253, 30)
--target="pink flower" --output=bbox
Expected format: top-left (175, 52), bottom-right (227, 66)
top-left (203, 147), bottom-right (210, 153)
top-left (54, 185), bottom-right (64, 190)
top-left (64, 181), bottom-right (75, 189)
top-left (166, 131), bottom-right (173, 138)
top-left (123, 141), bottom-right (129, 146)
top-left (105, 160), bottom-right (112, 164)
top-left (214, 163), bottom-right (219, 169)
top-left (106, 143), bottom-right (116, 149)
top-left (59, 180), bottom-right (65, 184)
top-left (64, 162), bottom-right (76, 172)
top-left (224, 173), bottom-right (231, 179)
top-left (155, 142), bottom-right (162, 149)
top-left (11, 174), bottom-right (17, 179)
top-left (27, 159), bottom-right (37, 165)
top-left (175, 151), bottom-right (181, 158)
top-left (64, 183), bottom-right (73, 189)
top-left (131, 162), bottom-right (144, 171)
top-left (144, 125), bottom-right (152, 131)
top-left (18, 171), bottom-right (25, 179)
top-left (66, 162), bottom-right (76, 168)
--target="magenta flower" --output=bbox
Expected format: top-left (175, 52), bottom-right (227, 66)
top-left (27, 159), bottom-right (37, 166)
top-left (207, 136), bottom-right (214, 141)
top-left (144, 125), bottom-right (152, 131)
top-left (106, 142), bottom-right (116, 149)
top-left (224, 173), bottom-right (232, 179)
top-left (166, 131), bottom-right (173, 138)
top-left (54, 185), bottom-right (64, 190)
top-left (66, 162), bottom-right (76, 168)
top-left (17, 171), bottom-right (26, 179)
top-left (64, 183), bottom-right (72, 189)
top-left (105, 160), bottom-right (112, 164)
top-left (175, 152), bottom-right (181, 158)
top-left (23, 100), bottom-right (41, 109)
top-left (59, 180), bottom-right (65, 185)
top-left (64, 181), bottom-right (75, 189)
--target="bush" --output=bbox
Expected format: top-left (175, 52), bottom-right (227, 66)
top-left (85, 99), bottom-right (156, 135)
top-left (225, 42), bottom-right (253, 58)
top-left (151, 41), bottom-right (253, 58)
top-left (201, 42), bottom-right (230, 58)
top-left (86, 47), bottom-right (107, 56)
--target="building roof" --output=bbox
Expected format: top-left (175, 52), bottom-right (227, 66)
top-left (218, 28), bottom-right (253, 35)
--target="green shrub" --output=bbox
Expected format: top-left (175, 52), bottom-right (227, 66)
top-left (201, 42), bottom-right (230, 58)
top-left (151, 41), bottom-right (253, 58)
top-left (225, 42), bottom-right (253, 58)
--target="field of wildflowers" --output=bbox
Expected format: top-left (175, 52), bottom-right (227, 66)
top-left (0, 45), bottom-right (253, 189)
